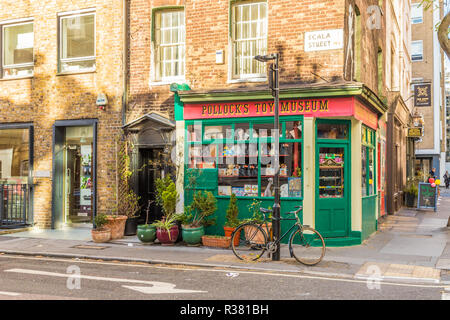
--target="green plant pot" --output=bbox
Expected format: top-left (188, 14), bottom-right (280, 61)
top-left (137, 225), bottom-right (156, 243)
top-left (181, 225), bottom-right (205, 245)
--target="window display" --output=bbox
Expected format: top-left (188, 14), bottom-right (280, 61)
top-left (317, 123), bottom-right (348, 139)
top-left (318, 148), bottom-right (344, 198)
top-left (361, 125), bottom-right (376, 196)
top-left (186, 119), bottom-right (303, 198)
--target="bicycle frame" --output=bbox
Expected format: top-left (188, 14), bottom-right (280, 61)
top-left (261, 211), bottom-right (302, 246)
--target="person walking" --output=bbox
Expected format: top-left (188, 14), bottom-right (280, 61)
top-left (444, 171), bottom-right (450, 189)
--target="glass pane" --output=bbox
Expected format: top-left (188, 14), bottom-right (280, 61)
top-left (361, 146), bottom-right (367, 196)
top-left (203, 125), bottom-right (232, 140)
top-left (317, 123), bottom-right (348, 139)
top-left (253, 122), bottom-right (280, 139)
top-left (64, 126), bottom-right (94, 224)
top-left (0, 128), bottom-right (29, 184)
top-left (234, 123), bottom-right (250, 141)
top-left (188, 144), bottom-right (217, 169)
top-left (285, 121), bottom-right (302, 139)
top-left (3, 65), bottom-right (33, 78)
top-left (187, 124), bottom-right (201, 142)
top-left (368, 148), bottom-right (374, 195)
top-left (3, 23), bottom-right (33, 65)
top-left (60, 58), bottom-right (95, 73)
top-left (61, 14), bottom-right (95, 59)
top-left (217, 141), bottom-right (258, 197)
top-left (319, 148), bottom-right (344, 198)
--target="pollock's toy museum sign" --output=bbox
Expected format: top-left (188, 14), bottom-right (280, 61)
top-left (184, 97), bottom-right (378, 129)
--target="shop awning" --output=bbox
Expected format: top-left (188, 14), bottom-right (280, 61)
top-left (123, 112), bottom-right (175, 147)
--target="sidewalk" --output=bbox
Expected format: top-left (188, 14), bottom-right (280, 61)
top-left (0, 191), bottom-right (449, 283)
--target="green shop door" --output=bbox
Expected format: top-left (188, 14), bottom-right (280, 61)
top-left (315, 144), bottom-right (349, 238)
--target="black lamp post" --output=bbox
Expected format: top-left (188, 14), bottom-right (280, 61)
top-left (254, 53), bottom-right (280, 261)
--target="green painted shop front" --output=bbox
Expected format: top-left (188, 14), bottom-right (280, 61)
top-left (174, 83), bottom-right (387, 246)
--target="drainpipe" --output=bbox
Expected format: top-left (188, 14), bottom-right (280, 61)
top-left (122, 0), bottom-right (129, 126)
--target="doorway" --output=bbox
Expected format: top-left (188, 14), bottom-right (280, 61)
top-left (138, 148), bottom-right (164, 224)
top-left (52, 120), bottom-right (97, 229)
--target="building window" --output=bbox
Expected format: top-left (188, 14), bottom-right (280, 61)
top-left (59, 11), bottom-right (95, 73)
top-left (154, 9), bottom-right (185, 81)
top-left (0, 128), bottom-right (30, 184)
top-left (1, 21), bottom-right (34, 79)
top-left (362, 126), bottom-right (376, 196)
top-left (411, 40), bottom-right (423, 61)
top-left (411, 3), bottom-right (423, 24)
top-left (231, 1), bottom-right (267, 79)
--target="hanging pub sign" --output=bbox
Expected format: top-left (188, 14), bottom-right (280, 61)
top-left (407, 127), bottom-right (423, 138)
top-left (417, 182), bottom-right (437, 211)
top-left (414, 84), bottom-right (432, 107)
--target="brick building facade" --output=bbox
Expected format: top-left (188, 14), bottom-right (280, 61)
top-left (0, 1), bottom-right (125, 228)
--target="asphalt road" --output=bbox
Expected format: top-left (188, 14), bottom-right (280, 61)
top-left (0, 254), bottom-right (446, 301)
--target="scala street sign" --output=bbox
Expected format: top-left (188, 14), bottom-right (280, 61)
top-left (408, 127), bottom-right (423, 137)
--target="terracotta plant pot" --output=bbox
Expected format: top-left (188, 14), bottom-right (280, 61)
top-left (224, 226), bottom-right (240, 247)
top-left (244, 223), bottom-right (272, 244)
top-left (201, 235), bottom-right (231, 248)
top-left (105, 215), bottom-right (128, 240)
top-left (91, 227), bottom-right (111, 243)
top-left (156, 225), bottom-right (179, 245)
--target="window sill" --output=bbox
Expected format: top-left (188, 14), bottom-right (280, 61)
top-left (0, 75), bottom-right (34, 81)
top-left (149, 79), bottom-right (186, 87)
top-left (56, 69), bottom-right (96, 76)
top-left (227, 77), bottom-right (267, 84)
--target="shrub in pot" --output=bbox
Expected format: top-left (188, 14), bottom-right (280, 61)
top-left (152, 215), bottom-right (179, 245)
top-left (224, 194), bottom-right (241, 247)
top-left (92, 214), bottom-right (111, 243)
top-left (404, 179), bottom-right (419, 208)
top-left (137, 200), bottom-right (156, 243)
top-left (179, 191), bottom-right (217, 245)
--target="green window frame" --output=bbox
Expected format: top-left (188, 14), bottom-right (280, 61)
top-left (185, 116), bottom-right (304, 200)
top-left (361, 125), bottom-right (376, 197)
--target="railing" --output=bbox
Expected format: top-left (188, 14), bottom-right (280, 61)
top-left (0, 184), bottom-right (30, 228)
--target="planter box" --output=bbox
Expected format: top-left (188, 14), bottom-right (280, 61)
top-left (201, 235), bottom-right (231, 248)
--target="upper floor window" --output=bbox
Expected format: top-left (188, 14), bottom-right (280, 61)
top-left (1, 21), bottom-right (34, 79)
top-left (231, 1), bottom-right (267, 79)
top-left (411, 3), bottom-right (423, 24)
top-left (58, 11), bottom-right (95, 73)
top-left (154, 9), bottom-right (185, 81)
top-left (411, 40), bottom-right (423, 61)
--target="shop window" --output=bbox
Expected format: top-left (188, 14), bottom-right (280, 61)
top-left (186, 123), bottom-right (201, 142)
top-left (59, 11), bottom-right (96, 73)
top-left (317, 123), bottom-right (348, 139)
top-left (361, 146), bottom-right (367, 195)
top-left (154, 9), bottom-right (185, 81)
top-left (1, 21), bottom-right (34, 78)
top-left (0, 128), bottom-right (30, 184)
top-left (231, 1), bottom-right (267, 79)
top-left (361, 126), bottom-right (376, 196)
top-left (187, 118), bottom-right (303, 199)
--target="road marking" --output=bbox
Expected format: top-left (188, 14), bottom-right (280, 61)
top-left (1, 255), bottom-right (448, 289)
top-left (0, 291), bottom-right (21, 296)
top-left (4, 268), bottom-right (206, 295)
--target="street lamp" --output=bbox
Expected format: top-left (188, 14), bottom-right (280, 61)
top-left (254, 53), bottom-right (281, 261)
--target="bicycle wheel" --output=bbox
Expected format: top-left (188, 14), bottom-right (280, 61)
top-left (289, 226), bottom-right (325, 266)
top-left (231, 223), bottom-right (268, 262)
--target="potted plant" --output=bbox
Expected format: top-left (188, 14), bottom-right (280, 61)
top-left (152, 214), bottom-right (179, 245)
top-left (224, 193), bottom-right (241, 246)
top-left (242, 200), bottom-right (272, 244)
top-left (180, 190), bottom-right (217, 245)
top-left (201, 235), bottom-right (231, 248)
top-left (153, 180), bottom-right (180, 245)
top-left (91, 214), bottom-right (111, 243)
top-left (104, 215), bottom-right (128, 240)
top-left (404, 179), bottom-right (419, 207)
top-left (137, 200), bottom-right (156, 243)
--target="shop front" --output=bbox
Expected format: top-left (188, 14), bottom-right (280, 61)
top-left (174, 83), bottom-right (386, 246)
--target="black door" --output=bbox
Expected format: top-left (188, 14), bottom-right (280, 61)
top-left (138, 149), bottom-right (164, 224)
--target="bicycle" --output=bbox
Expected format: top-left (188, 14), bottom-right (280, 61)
top-left (230, 206), bottom-right (326, 265)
